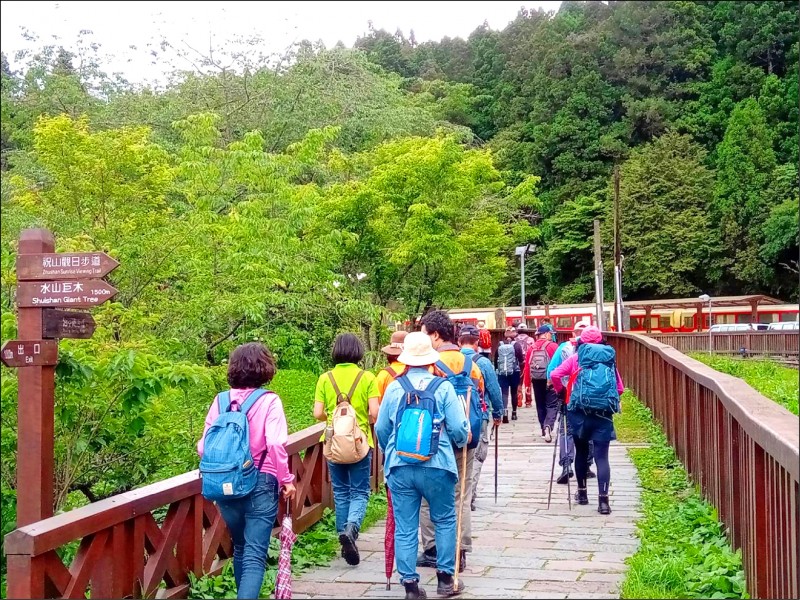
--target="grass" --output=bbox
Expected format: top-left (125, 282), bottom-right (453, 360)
top-left (619, 395), bottom-right (748, 600)
top-left (188, 486), bottom-right (388, 599)
top-left (613, 390), bottom-right (652, 443)
top-left (689, 354), bottom-right (798, 415)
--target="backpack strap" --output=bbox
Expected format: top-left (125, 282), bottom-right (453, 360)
top-left (328, 370), bottom-right (365, 405)
top-left (461, 354), bottom-right (473, 377)
top-left (217, 391), bottom-right (232, 413)
top-left (384, 364), bottom-right (408, 380)
top-left (239, 389), bottom-right (270, 414)
top-left (434, 360), bottom-right (456, 379)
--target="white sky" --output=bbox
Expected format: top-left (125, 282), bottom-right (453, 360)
top-left (1, 1), bottom-right (561, 84)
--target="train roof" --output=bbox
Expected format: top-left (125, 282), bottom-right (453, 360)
top-left (445, 295), bottom-right (791, 314)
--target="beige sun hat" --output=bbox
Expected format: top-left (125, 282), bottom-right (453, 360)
top-left (398, 331), bottom-right (440, 367)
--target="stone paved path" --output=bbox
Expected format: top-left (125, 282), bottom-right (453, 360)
top-left (292, 405), bottom-right (642, 599)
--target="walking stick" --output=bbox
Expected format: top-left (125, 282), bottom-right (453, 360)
top-left (563, 409), bottom-right (572, 510)
top-left (493, 422), bottom-right (499, 504)
top-left (454, 387), bottom-right (471, 588)
top-left (546, 409), bottom-right (559, 509)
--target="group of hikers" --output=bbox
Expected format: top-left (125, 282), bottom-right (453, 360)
top-left (196, 310), bottom-right (624, 599)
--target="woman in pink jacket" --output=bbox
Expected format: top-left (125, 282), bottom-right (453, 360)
top-left (550, 326), bottom-right (623, 515)
top-left (198, 342), bottom-right (296, 599)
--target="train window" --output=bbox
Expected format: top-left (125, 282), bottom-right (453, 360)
top-left (683, 316), bottom-right (695, 329)
top-left (658, 315), bottom-right (671, 329)
top-left (717, 314), bottom-right (735, 324)
top-left (759, 313), bottom-right (776, 324)
top-left (780, 312), bottom-right (798, 322)
top-left (736, 314), bottom-right (752, 324)
top-left (650, 317), bottom-right (659, 329)
top-left (556, 316), bottom-right (573, 329)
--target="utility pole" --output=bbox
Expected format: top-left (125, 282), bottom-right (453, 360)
top-left (613, 165), bottom-right (625, 332)
top-left (516, 244), bottom-right (533, 328)
top-left (593, 219), bottom-right (606, 330)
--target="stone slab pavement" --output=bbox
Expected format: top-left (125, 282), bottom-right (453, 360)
top-left (290, 404), bottom-right (642, 599)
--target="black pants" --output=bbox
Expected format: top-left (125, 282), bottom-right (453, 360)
top-left (497, 372), bottom-right (520, 415)
top-left (575, 439), bottom-right (610, 495)
top-left (558, 413), bottom-right (595, 468)
top-left (532, 379), bottom-right (558, 432)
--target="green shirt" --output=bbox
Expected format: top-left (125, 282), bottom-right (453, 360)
top-left (315, 363), bottom-right (379, 448)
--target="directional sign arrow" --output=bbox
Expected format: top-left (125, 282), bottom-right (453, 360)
top-left (17, 252), bottom-right (119, 281)
top-left (42, 309), bottom-right (97, 339)
top-left (1, 340), bottom-right (58, 368)
top-left (16, 280), bottom-right (118, 308)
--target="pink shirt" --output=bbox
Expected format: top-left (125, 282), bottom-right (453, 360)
top-left (197, 388), bottom-right (295, 487)
top-left (550, 354), bottom-right (625, 395)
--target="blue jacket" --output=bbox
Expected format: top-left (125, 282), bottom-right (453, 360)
top-left (376, 367), bottom-right (469, 479)
top-left (546, 341), bottom-right (572, 380)
top-left (461, 347), bottom-right (503, 420)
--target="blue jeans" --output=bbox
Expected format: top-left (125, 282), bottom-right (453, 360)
top-left (328, 450), bottom-right (372, 534)
top-left (388, 465), bottom-right (457, 583)
top-left (216, 472), bottom-right (280, 599)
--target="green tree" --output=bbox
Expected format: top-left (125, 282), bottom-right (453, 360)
top-left (714, 98), bottom-right (777, 289)
top-left (614, 132), bottom-right (719, 298)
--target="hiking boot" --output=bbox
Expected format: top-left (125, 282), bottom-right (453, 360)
top-left (339, 523), bottom-right (360, 566)
top-left (575, 488), bottom-right (589, 505)
top-left (586, 468), bottom-right (596, 479)
top-left (470, 499), bottom-right (476, 511)
top-left (458, 550), bottom-right (466, 573)
top-left (436, 571), bottom-right (464, 597)
top-left (511, 412), bottom-right (518, 421)
top-left (502, 414), bottom-right (509, 424)
top-left (417, 546), bottom-right (437, 568)
top-left (598, 495), bottom-right (611, 515)
top-left (404, 581), bottom-right (427, 599)
top-left (543, 426), bottom-right (552, 443)
top-left (556, 465), bottom-right (573, 485)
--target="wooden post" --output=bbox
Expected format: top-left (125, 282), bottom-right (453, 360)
top-left (16, 228), bottom-right (56, 526)
top-left (696, 303), bottom-right (704, 332)
top-left (749, 298), bottom-right (759, 325)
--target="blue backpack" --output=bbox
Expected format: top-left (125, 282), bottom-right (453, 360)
top-left (436, 356), bottom-right (484, 450)
top-left (570, 344), bottom-right (620, 413)
top-left (394, 375), bottom-right (446, 464)
top-left (200, 389), bottom-right (269, 502)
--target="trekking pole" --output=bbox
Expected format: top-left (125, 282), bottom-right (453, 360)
top-left (546, 410), bottom-right (559, 509)
top-left (563, 410), bottom-right (572, 510)
top-left (493, 422), bottom-right (499, 504)
top-left (454, 387), bottom-right (471, 588)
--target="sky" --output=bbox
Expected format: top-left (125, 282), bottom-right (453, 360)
top-left (1, 1), bottom-right (562, 85)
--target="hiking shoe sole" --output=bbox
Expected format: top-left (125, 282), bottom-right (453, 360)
top-left (544, 426), bottom-right (552, 443)
top-left (339, 532), bottom-right (360, 566)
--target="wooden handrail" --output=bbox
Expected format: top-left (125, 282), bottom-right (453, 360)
top-left (3, 420), bottom-right (383, 599)
top-left (606, 332), bottom-right (799, 599)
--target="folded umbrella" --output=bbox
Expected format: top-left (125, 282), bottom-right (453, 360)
top-left (275, 500), bottom-right (297, 600)
top-left (384, 487), bottom-right (395, 590)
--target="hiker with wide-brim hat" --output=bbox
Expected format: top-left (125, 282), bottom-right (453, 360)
top-left (375, 332), bottom-right (469, 599)
top-left (376, 330), bottom-right (409, 400)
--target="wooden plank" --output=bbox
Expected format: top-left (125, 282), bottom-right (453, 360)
top-left (16, 280), bottom-right (118, 308)
top-left (42, 309), bottom-right (96, 339)
top-left (16, 251), bottom-right (119, 280)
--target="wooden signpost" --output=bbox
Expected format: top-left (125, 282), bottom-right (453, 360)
top-left (5, 229), bottom-right (119, 527)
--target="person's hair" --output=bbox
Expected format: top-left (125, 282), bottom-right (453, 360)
top-left (459, 333), bottom-right (480, 345)
top-left (227, 342), bottom-right (276, 388)
top-left (420, 310), bottom-right (455, 343)
top-left (331, 333), bottom-right (364, 364)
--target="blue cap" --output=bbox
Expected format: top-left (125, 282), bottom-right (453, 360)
top-left (536, 325), bottom-right (552, 335)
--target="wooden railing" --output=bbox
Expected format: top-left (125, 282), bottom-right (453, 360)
top-left (607, 333), bottom-right (799, 600)
top-left (647, 331), bottom-right (799, 358)
top-left (4, 423), bottom-right (384, 599)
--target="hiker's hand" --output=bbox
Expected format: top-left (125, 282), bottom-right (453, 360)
top-left (493, 418), bottom-right (501, 427)
top-left (557, 389), bottom-right (566, 401)
top-left (282, 483), bottom-right (296, 500)
top-left (467, 431), bottom-right (473, 444)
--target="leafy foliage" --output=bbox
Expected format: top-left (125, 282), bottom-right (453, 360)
top-left (689, 354), bottom-right (799, 415)
top-left (619, 395), bottom-right (748, 599)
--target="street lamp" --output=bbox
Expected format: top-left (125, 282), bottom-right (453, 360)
top-left (699, 294), bottom-right (712, 354)
top-left (515, 244), bottom-right (535, 329)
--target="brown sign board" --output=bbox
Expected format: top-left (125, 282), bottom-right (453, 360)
top-left (16, 252), bottom-right (119, 281)
top-left (42, 309), bottom-right (96, 339)
top-left (16, 280), bottom-right (118, 308)
top-left (0, 340), bottom-right (58, 368)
